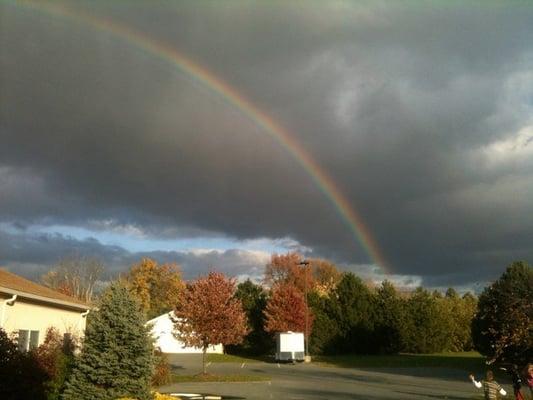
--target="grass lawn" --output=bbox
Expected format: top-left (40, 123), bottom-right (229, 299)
top-left (206, 353), bottom-right (271, 363)
top-left (314, 351), bottom-right (486, 371)
top-left (171, 373), bottom-right (271, 383)
top-left (208, 351), bottom-right (486, 372)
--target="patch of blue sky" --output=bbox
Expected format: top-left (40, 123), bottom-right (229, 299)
top-left (23, 224), bottom-right (290, 254)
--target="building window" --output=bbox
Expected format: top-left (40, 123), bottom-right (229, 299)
top-left (18, 330), bottom-right (29, 351)
top-left (17, 329), bottom-right (39, 351)
top-left (30, 330), bottom-right (39, 349)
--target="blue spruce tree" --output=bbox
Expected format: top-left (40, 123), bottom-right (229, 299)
top-left (63, 283), bottom-right (154, 400)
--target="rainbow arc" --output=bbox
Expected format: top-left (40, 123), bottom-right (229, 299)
top-left (5, 0), bottom-right (390, 273)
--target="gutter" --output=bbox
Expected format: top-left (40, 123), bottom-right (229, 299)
top-left (0, 286), bottom-right (89, 312)
top-left (0, 294), bottom-right (17, 328)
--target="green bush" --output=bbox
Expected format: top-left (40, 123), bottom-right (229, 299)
top-left (0, 328), bottom-right (48, 400)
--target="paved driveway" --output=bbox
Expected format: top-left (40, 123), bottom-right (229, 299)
top-left (159, 355), bottom-right (509, 400)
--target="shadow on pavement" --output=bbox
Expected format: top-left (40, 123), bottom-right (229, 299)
top-left (394, 391), bottom-right (473, 399)
top-left (283, 387), bottom-right (388, 399)
top-left (163, 394), bottom-right (245, 400)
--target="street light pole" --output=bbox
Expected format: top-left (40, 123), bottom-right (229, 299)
top-left (298, 260), bottom-right (310, 362)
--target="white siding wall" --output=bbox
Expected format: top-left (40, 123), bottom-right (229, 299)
top-left (148, 313), bottom-right (223, 354)
top-left (1, 298), bottom-right (87, 347)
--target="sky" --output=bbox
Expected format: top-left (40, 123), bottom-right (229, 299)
top-left (1, 1), bottom-right (532, 290)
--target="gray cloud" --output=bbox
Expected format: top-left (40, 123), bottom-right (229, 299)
top-left (0, 228), bottom-right (270, 282)
top-left (1, 1), bottom-right (533, 285)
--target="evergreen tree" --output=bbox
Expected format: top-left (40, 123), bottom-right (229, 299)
top-left (373, 281), bottom-right (407, 354)
top-left (227, 280), bottom-right (273, 356)
top-left (308, 291), bottom-right (339, 355)
top-left (460, 292), bottom-right (477, 350)
top-left (330, 273), bottom-right (376, 354)
top-left (63, 283), bottom-right (154, 400)
top-left (440, 289), bottom-right (477, 352)
top-left (472, 261), bottom-right (533, 365)
top-left (404, 287), bottom-right (448, 353)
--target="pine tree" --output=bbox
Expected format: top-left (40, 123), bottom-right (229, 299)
top-left (373, 281), bottom-right (407, 354)
top-left (308, 291), bottom-right (339, 355)
top-left (63, 283), bottom-right (154, 400)
top-left (329, 273), bottom-right (376, 354)
top-left (403, 287), bottom-right (449, 353)
top-left (227, 280), bottom-right (273, 356)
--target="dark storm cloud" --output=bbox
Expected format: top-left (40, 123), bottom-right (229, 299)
top-left (1, 1), bottom-right (533, 285)
top-left (0, 229), bottom-right (269, 282)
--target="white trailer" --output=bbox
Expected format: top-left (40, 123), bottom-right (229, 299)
top-left (275, 331), bottom-right (305, 362)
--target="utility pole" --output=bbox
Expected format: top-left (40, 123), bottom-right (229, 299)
top-left (298, 260), bottom-right (311, 362)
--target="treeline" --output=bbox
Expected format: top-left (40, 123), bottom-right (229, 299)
top-left (232, 256), bottom-right (531, 365)
top-left (40, 253), bottom-right (532, 364)
top-left (230, 256), bottom-right (477, 356)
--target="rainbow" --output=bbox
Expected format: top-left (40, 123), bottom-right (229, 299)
top-left (5, 0), bottom-right (389, 273)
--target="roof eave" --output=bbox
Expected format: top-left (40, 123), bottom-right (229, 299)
top-left (0, 286), bottom-right (90, 312)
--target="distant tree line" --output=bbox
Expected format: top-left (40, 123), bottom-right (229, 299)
top-left (39, 253), bottom-right (532, 366)
top-left (229, 253), bottom-right (478, 357)
top-left (231, 255), bottom-right (531, 366)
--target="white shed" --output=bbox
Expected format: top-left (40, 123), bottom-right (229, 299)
top-left (147, 312), bottom-right (223, 354)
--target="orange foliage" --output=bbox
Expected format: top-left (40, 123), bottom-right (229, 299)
top-left (126, 258), bottom-right (184, 319)
top-left (264, 252), bottom-right (313, 293)
top-left (312, 259), bottom-right (342, 295)
top-left (264, 253), bottom-right (341, 295)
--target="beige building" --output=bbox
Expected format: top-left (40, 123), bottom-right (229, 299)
top-left (0, 269), bottom-right (90, 350)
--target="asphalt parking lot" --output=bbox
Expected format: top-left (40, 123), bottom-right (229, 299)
top-left (159, 355), bottom-right (509, 400)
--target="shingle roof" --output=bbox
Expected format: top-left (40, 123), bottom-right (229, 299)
top-left (0, 268), bottom-right (89, 309)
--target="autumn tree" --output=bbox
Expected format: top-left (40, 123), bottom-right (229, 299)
top-left (264, 253), bottom-right (341, 295)
top-left (472, 261), bottom-right (533, 365)
top-left (263, 282), bottom-right (313, 335)
top-left (173, 272), bottom-right (248, 374)
top-left (42, 255), bottom-right (103, 303)
top-left (125, 258), bottom-right (184, 320)
top-left (312, 259), bottom-right (342, 296)
top-left (34, 327), bottom-right (76, 400)
top-left (264, 252), bottom-right (310, 293)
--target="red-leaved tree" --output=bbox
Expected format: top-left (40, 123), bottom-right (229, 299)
top-left (173, 272), bottom-right (249, 374)
top-left (264, 283), bottom-right (313, 335)
top-left (264, 253), bottom-right (312, 294)
top-left (264, 253), bottom-right (341, 296)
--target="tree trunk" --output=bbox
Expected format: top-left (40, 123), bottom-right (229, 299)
top-left (202, 345), bottom-right (207, 374)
